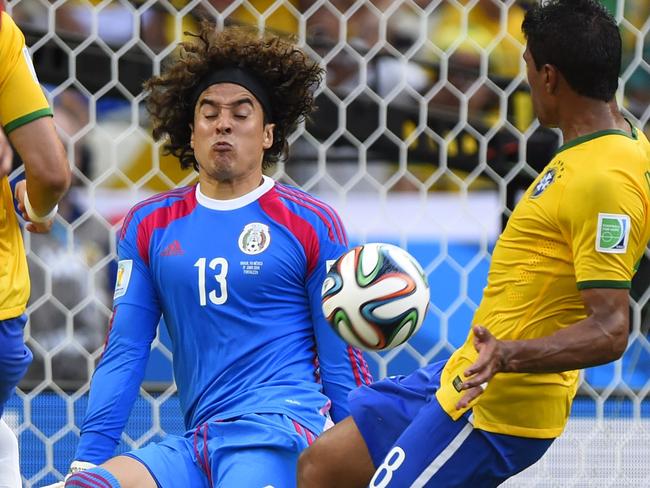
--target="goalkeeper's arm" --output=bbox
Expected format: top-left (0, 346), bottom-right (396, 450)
top-left (73, 304), bottom-right (159, 463)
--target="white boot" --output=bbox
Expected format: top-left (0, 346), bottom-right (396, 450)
top-left (0, 418), bottom-right (21, 488)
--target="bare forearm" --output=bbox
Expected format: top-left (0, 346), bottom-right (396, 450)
top-left (24, 162), bottom-right (69, 213)
top-left (10, 118), bottom-right (70, 213)
top-left (458, 289), bottom-right (631, 409)
top-left (501, 312), bottom-right (628, 374)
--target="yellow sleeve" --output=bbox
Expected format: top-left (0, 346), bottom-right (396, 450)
top-left (558, 170), bottom-right (646, 289)
top-left (0, 12), bottom-right (52, 133)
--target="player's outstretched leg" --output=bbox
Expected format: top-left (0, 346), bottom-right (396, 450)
top-left (364, 398), bottom-right (554, 488)
top-left (297, 417), bottom-right (376, 488)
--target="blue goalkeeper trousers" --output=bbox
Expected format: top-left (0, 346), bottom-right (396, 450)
top-left (124, 412), bottom-right (317, 487)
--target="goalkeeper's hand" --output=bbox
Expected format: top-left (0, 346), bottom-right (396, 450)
top-left (41, 461), bottom-right (96, 487)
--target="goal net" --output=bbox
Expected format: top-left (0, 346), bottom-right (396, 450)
top-left (5, 0), bottom-right (649, 486)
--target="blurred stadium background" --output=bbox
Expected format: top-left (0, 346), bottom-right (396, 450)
top-left (4, 0), bottom-right (649, 486)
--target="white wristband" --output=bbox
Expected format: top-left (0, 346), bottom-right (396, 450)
top-left (69, 460), bottom-right (96, 473)
top-left (23, 191), bottom-right (58, 223)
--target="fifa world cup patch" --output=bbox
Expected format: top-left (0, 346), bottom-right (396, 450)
top-left (114, 259), bottom-right (133, 299)
top-left (596, 213), bottom-right (630, 253)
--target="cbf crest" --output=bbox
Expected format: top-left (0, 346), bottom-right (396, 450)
top-left (238, 223), bottom-right (271, 255)
top-left (531, 168), bottom-right (556, 198)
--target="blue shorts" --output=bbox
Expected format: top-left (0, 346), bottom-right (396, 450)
top-left (0, 315), bottom-right (32, 418)
top-left (124, 413), bottom-right (317, 488)
top-left (349, 360), bottom-right (555, 488)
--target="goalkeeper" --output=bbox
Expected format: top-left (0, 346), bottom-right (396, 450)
top-left (48, 22), bottom-right (371, 488)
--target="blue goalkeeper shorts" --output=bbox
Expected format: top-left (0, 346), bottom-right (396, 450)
top-left (124, 412), bottom-right (317, 488)
top-left (349, 360), bottom-right (555, 488)
top-left (0, 315), bottom-right (32, 418)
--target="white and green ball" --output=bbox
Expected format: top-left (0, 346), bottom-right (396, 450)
top-left (321, 243), bottom-right (430, 351)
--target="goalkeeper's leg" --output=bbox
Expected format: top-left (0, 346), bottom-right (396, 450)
top-left (0, 418), bottom-right (21, 488)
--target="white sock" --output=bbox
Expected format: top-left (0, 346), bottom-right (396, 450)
top-left (0, 418), bottom-right (21, 488)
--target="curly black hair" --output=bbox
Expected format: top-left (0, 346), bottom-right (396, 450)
top-left (144, 23), bottom-right (324, 170)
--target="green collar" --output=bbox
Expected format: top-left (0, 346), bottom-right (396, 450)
top-left (556, 120), bottom-right (638, 155)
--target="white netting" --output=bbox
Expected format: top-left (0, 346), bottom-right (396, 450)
top-left (5, 0), bottom-right (649, 486)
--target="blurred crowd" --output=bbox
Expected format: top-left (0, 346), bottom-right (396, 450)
top-left (8, 0), bottom-right (647, 193)
top-left (11, 0), bottom-right (650, 188)
top-left (6, 0), bottom-right (649, 385)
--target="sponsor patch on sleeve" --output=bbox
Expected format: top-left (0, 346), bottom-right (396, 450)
top-left (114, 259), bottom-right (133, 299)
top-left (596, 213), bottom-right (630, 254)
top-left (452, 375), bottom-right (464, 392)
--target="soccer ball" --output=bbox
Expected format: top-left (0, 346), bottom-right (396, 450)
top-left (321, 243), bottom-right (430, 351)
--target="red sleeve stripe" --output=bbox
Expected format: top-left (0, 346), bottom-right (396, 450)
top-left (274, 187), bottom-right (335, 242)
top-left (312, 348), bottom-right (321, 384)
top-left (292, 419), bottom-right (304, 437)
top-left (202, 424), bottom-right (212, 487)
top-left (119, 186), bottom-right (194, 240)
top-left (292, 420), bottom-right (317, 445)
top-left (353, 347), bottom-right (373, 384)
top-left (259, 189), bottom-right (320, 276)
top-left (305, 428), bottom-right (315, 445)
top-left (319, 398), bottom-right (332, 416)
top-left (275, 184), bottom-right (348, 246)
top-left (276, 184), bottom-right (347, 245)
top-left (284, 185), bottom-right (348, 246)
top-left (192, 423), bottom-right (213, 486)
top-left (347, 345), bottom-right (363, 386)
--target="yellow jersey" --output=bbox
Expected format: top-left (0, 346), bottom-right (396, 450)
top-left (0, 12), bottom-right (53, 320)
top-left (436, 124), bottom-right (650, 438)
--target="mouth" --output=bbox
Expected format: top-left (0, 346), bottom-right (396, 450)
top-left (212, 142), bottom-right (233, 152)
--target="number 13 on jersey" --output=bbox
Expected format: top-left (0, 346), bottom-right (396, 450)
top-left (194, 257), bottom-right (228, 306)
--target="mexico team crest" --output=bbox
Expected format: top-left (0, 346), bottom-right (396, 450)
top-left (238, 223), bottom-right (271, 255)
top-left (531, 168), bottom-right (556, 198)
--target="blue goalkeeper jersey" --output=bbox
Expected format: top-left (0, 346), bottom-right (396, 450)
top-left (75, 177), bottom-right (372, 463)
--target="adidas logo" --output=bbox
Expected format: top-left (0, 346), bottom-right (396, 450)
top-left (161, 240), bottom-right (184, 256)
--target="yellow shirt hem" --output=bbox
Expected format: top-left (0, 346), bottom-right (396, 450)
top-left (0, 304), bottom-right (26, 321)
top-left (471, 414), bottom-right (562, 439)
top-left (436, 387), bottom-right (565, 439)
